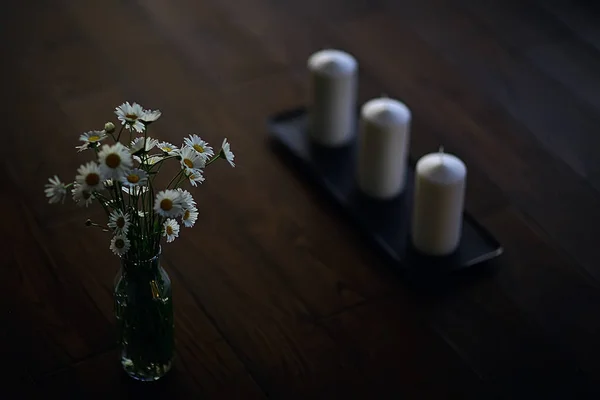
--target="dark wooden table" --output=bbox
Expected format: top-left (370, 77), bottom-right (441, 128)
top-left (2, 0), bottom-right (600, 398)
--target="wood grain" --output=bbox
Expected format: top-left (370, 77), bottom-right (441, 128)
top-left (2, 0), bottom-right (600, 398)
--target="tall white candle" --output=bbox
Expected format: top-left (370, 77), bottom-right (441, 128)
top-left (411, 148), bottom-right (467, 256)
top-left (357, 97), bottom-right (412, 199)
top-left (307, 49), bottom-right (357, 147)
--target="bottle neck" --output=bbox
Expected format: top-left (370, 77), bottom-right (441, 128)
top-left (120, 248), bottom-right (162, 275)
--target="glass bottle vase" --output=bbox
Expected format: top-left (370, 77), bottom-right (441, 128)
top-left (114, 249), bottom-right (174, 381)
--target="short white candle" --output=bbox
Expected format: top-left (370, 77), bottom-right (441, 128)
top-left (307, 49), bottom-right (357, 147)
top-left (411, 148), bottom-right (467, 256)
top-left (357, 97), bottom-right (412, 199)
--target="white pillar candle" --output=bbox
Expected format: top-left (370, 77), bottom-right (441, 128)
top-left (307, 49), bottom-right (358, 146)
top-left (357, 97), bottom-right (412, 199)
top-left (411, 148), bottom-right (467, 256)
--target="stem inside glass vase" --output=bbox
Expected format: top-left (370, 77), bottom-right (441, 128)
top-left (114, 247), bottom-right (174, 381)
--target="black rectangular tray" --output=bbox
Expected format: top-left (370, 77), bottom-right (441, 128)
top-left (267, 107), bottom-right (503, 276)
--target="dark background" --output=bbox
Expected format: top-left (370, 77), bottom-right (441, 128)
top-left (2, 0), bottom-right (600, 398)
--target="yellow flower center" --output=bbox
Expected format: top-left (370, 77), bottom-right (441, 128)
top-left (85, 173), bottom-right (100, 186)
top-left (125, 113), bottom-right (138, 120)
top-left (127, 174), bottom-right (140, 183)
top-left (163, 147), bottom-right (172, 152)
top-left (105, 153), bottom-right (121, 169)
top-left (183, 159), bottom-right (194, 168)
top-left (116, 217), bottom-right (125, 228)
top-left (183, 210), bottom-right (190, 220)
top-left (115, 239), bottom-right (125, 249)
top-left (160, 198), bottom-right (173, 211)
top-left (166, 226), bottom-right (174, 235)
top-left (88, 135), bottom-right (101, 142)
top-left (193, 144), bottom-right (204, 153)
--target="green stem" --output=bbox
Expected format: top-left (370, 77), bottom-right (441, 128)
top-left (205, 155), bottom-right (221, 167)
top-left (148, 155), bottom-right (178, 173)
top-left (173, 173), bottom-right (187, 189)
top-left (166, 170), bottom-right (183, 189)
top-left (143, 126), bottom-right (148, 155)
top-left (96, 197), bottom-right (111, 216)
top-left (116, 125), bottom-right (124, 142)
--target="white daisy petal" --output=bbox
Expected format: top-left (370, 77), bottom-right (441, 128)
top-left (114, 102), bottom-right (145, 133)
top-left (162, 219), bottom-right (180, 243)
top-left (181, 205), bottom-right (198, 228)
top-left (75, 161), bottom-right (103, 192)
top-left (98, 143), bottom-right (133, 180)
top-left (183, 134), bottom-right (214, 159)
top-left (176, 188), bottom-right (196, 209)
top-left (129, 137), bottom-right (159, 155)
top-left (141, 108), bottom-right (162, 124)
top-left (157, 141), bottom-right (179, 156)
top-left (79, 130), bottom-right (108, 144)
top-left (186, 168), bottom-right (205, 187)
top-left (44, 175), bottom-right (67, 204)
top-left (154, 189), bottom-right (185, 218)
top-left (133, 154), bottom-right (163, 166)
top-left (77, 130), bottom-right (108, 152)
top-left (179, 146), bottom-right (206, 172)
top-left (219, 138), bottom-right (235, 167)
top-left (120, 168), bottom-right (148, 188)
top-left (108, 210), bottom-right (131, 235)
top-left (110, 235), bottom-right (131, 256)
top-left (146, 156), bottom-right (163, 165)
top-left (72, 183), bottom-right (95, 207)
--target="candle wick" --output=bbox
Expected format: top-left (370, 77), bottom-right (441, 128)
top-left (439, 146), bottom-right (444, 163)
top-left (382, 93), bottom-right (388, 99)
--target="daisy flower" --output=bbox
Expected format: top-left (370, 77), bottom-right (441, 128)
top-left (179, 146), bottom-right (206, 172)
top-left (154, 189), bottom-right (185, 218)
top-left (98, 142), bottom-right (133, 180)
top-left (110, 235), bottom-right (131, 256)
top-left (181, 205), bottom-right (198, 228)
top-left (114, 101), bottom-right (145, 133)
top-left (184, 134), bottom-right (214, 159)
top-left (176, 188), bottom-right (196, 209)
top-left (72, 183), bottom-right (95, 207)
top-left (77, 130), bottom-right (108, 152)
top-left (75, 161), bottom-right (103, 192)
top-left (186, 169), bottom-right (205, 187)
top-left (141, 108), bottom-right (162, 124)
top-left (45, 175), bottom-right (67, 204)
top-left (219, 138), bottom-right (235, 167)
top-left (129, 136), bottom-right (158, 155)
top-left (157, 141), bottom-right (179, 156)
top-left (108, 209), bottom-right (131, 235)
top-left (121, 168), bottom-right (148, 187)
top-left (162, 219), bottom-right (180, 243)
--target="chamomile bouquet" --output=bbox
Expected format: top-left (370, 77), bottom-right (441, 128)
top-left (44, 101), bottom-right (235, 260)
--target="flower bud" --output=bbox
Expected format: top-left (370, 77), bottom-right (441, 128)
top-left (104, 122), bottom-right (116, 133)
